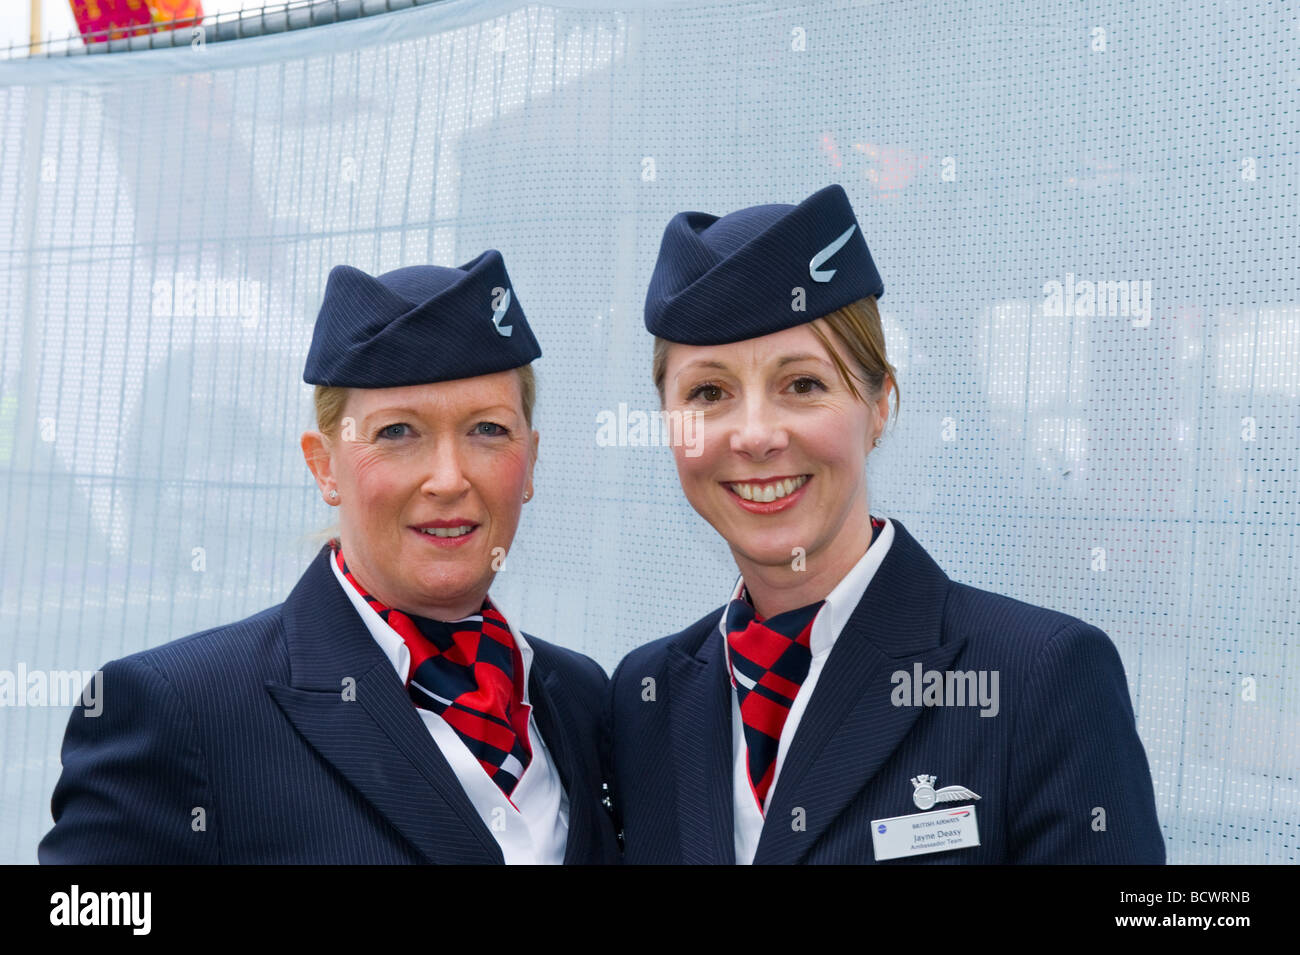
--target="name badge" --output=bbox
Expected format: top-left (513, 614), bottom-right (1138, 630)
top-left (871, 804), bottom-right (980, 861)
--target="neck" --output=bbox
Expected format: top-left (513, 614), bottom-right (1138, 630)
top-left (333, 541), bottom-right (488, 621)
top-left (408, 598), bottom-right (487, 624)
top-left (733, 506), bottom-right (874, 620)
top-left (383, 587), bottom-right (487, 623)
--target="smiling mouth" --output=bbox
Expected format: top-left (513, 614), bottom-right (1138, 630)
top-left (725, 474), bottom-right (810, 503)
top-left (416, 525), bottom-right (477, 538)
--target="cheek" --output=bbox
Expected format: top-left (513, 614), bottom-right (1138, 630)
top-left (669, 408), bottom-right (724, 479)
top-left (345, 449), bottom-right (407, 508)
top-left (474, 445), bottom-right (531, 506)
top-left (671, 441), bottom-right (716, 491)
top-left (804, 408), bottom-right (870, 478)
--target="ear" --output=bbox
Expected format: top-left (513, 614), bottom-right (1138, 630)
top-left (301, 430), bottom-right (337, 503)
top-left (524, 429), bottom-right (540, 500)
top-left (871, 378), bottom-right (894, 441)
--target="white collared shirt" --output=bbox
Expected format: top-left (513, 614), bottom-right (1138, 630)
top-left (722, 518), bottom-right (895, 865)
top-left (329, 554), bottom-right (570, 864)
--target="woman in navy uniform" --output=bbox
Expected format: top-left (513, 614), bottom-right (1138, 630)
top-left (40, 252), bottom-right (619, 864)
top-left (607, 185), bottom-right (1164, 864)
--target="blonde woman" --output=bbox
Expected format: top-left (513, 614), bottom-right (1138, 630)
top-left (607, 185), bottom-right (1163, 865)
top-left (41, 253), bottom-right (618, 864)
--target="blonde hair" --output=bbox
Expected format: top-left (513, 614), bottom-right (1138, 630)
top-left (651, 296), bottom-right (899, 420)
top-left (313, 364), bottom-right (537, 440)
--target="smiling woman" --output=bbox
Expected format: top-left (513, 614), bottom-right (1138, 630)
top-left (39, 253), bottom-right (618, 865)
top-left (607, 184), bottom-right (1165, 865)
top-left (652, 303), bottom-right (899, 618)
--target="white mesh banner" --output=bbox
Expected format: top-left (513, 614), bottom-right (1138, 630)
top-left (0, 0), bottom-right (1295, 864)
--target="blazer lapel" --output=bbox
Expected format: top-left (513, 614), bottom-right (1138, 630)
top-left (265, 545), bottom-right (503, 864)
top-left (527, 665), bottom-right (598, 864)
top-left (667, 620), bottom-right (736, 864)
top-left (753, 520), bottom-right (967, 864)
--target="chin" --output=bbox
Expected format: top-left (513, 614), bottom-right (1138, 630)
top-left (733, 540), bottom-right (807, 569)
top-left (721, 524), bottom-right (813, 566)
top-left (410, 563), bottom-right (485, 598)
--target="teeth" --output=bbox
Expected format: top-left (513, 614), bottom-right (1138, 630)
top-left (728, 475), bottom-right (807, 502)
top-left (419, 525), bottom-right (475, 537)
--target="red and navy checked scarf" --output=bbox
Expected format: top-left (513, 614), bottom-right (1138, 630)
top-left (329, 539), bottom-right (533, 798)
top-left (724, 515), bottom-right (886, 812)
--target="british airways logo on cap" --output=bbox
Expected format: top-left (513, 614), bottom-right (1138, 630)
top-left (809, 224), bottom-right (858, 283)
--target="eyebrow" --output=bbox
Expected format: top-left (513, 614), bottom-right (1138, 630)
top-left (362, 404), bottom-right (519, 427)
top-left (776, 353), bottom-right (831, 368)
top-left (676, 353), bottom-right (831, 378)
top-left (676, 359), bottom-right (730, 375)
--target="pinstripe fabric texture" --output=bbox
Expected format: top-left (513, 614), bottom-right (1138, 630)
top-left (38, 545), bottom-right (619, 865)
top-left (608, 518), bottom-right (1165, 864)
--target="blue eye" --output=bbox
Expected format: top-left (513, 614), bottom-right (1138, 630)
top-left (376, 423), bottom-right (410, 439)
top-left (474, 421), bottom-right (509, 436)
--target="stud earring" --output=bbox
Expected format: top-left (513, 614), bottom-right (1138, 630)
top-left (873, 437), bottom-right (882, 448)
top-left (328, 489), bottom-right (338, 500)
top-left (523, 490), bottom-right (532, 501)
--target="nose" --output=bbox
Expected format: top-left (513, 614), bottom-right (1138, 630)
top-left (420, 440), bottom-right (472, 498)
top-left (728, 391), bottom-right (789, 460)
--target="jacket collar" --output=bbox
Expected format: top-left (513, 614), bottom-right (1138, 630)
top-left (266, 545), bottom-right (533, 863)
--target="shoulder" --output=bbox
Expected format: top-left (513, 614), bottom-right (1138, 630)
top-left (36, 611), bottom-right (293, 864)
top-left (943, 579), bottom-right (1115, 662)
top-left (938, 580), bottom-right (1135, 717)
top-left (879, 518), bottom-right (1126, 674)
top-left (111, 602), bottom-right (290, 692)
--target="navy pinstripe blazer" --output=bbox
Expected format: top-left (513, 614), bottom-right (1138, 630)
top-left (607, 518), bottom-right (1165, 864)
top-left (39, 545), bottom-right (619, 864)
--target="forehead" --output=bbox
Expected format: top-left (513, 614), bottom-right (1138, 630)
top-left (667, 323), bottom-right (834, 375)
top-left (345, 370), bottom-right (522, 418)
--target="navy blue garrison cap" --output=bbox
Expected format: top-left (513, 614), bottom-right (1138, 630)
top-left (644, 184), bottom-right (883, 345)
top-left (303, 250), bottom-right (541, 387)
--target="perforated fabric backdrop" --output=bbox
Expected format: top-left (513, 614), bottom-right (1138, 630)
top-left (0, 0), bottom-right (1296, 864)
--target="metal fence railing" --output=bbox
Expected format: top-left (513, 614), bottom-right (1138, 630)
top-left (5, 0), bottom-right (441, 58)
